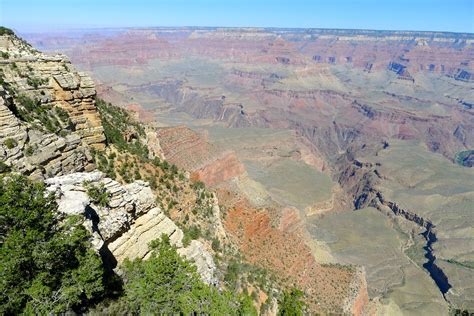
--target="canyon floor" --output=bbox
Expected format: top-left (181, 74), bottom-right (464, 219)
top-left (24, 27), bottom-right (474, 314)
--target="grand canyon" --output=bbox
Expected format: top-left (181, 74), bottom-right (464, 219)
top-left (1, 24), bottom-right (473, 315)
top-left (22, 27), bottom-right (474, 314)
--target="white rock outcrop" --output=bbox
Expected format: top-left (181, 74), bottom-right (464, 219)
top-left (45, 171), bottom-right (217, 284)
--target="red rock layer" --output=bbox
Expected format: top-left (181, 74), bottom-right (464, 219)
top-left (220, 189), bottom-right (369, 314)
top-left (190, 152), bottom-right (245, 187)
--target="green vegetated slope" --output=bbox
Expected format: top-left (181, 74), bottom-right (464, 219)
top-left (0, 175), bottom-right (105, 314)
top-left (0, 173), bottom-right (258, 314)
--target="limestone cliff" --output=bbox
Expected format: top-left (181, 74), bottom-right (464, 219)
top-left (0, 31), bottom-right (105, 179)
top-left (45, 171), bottom-right (217, 284)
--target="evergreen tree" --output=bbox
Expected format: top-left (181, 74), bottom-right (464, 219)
top-left (278, 288), bottom-right (307, 316)
top-left (0, 175), bottom-right (106, 314)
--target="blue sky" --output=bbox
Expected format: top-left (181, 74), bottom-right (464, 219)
top-left (1, 0), bottom-right (473, 33)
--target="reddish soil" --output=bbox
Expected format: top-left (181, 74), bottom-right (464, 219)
top-left (220, 189), bottom-right (368, 314)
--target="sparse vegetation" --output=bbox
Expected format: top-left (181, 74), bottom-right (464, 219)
top-left (182, 225), bottom-right (201, 247)
top-left (3, 138), bottom-right (17, 149)
top-left (96, 98), bottom-right (148, 159)
top-left (107, 234), bottom-right (255, 315)
top-left (278, 288), bottom-right (308, 316)
top-left (0, 161), bottom-right (11, 173)
top-left (13, 94), bottom-right (71, 134)
top-left (26, 77), bottom-right (48, 89)
top-left (84, 181), bottom-right (110, 208)
top-left (24, 145), bottom-right (34, 156)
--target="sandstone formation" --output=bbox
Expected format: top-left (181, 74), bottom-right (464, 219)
top-left (45, 171), bottom-right (217, 284)
top-left (157, 125), bottom-right (220, 170)
top-left (157, 126), bottom-right (245, 186)
top-left (190, 151), bottom-right (246, 187)
top-left (0, 32), bottom-right (105, 179)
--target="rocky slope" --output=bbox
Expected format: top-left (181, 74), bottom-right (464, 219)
top-left (0, 29), bottom-right (220, 286)
top-left (0, 28), bottom-right (222, 285)
top-left (150, 120), bottom-right (371, 314)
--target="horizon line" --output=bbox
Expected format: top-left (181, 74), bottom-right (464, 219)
top-left (11, 25), bottom-right (474, 37)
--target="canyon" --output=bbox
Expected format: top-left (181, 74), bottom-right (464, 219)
top-left (11, 27), bottom-right (474, 314)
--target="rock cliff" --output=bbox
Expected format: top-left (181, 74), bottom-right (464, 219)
top-left (45, 171), bottom-right (217, 284)
top-left (0, 31), bottom-right (105, 179)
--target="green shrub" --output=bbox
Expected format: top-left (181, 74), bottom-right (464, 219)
top-left (84, 182), bottom-right (111, 208)
top-left (0, 161), bottom-right (11, 173)
top-left (0, 27), bottom-right (14, 36)
top-left (211, 237), bottom-right (221, 252)
top-left (96, 98), bottom-right (149, 160)
top-left (192, 180), bottom-right (205, 191)
top-left (26, 77), bottom-right (48, 89)
top-left (182, 225), bottom-right (201, 247)
top-left (224, 259), bottom-right (242, 286)
top-left (1, 51), bottom-right (9, 59)
top-left (24, 145), bottom-right (34, 156)
top-left (116, 234), bottom-right (241, 315)
top-left (54, 106), bottom-right (71, 125)
top-left (3, 138), bottom-right (17, 149)
top-left (239, 294), bottom-right (258, 316)
top-left (277, 288), bottom-right (307, 316)
top-left (15, 95), bottom-right (68, 134)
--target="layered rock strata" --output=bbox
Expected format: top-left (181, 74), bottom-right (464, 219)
top-left (45, 171), bottom-right (217, 284)
top-left (0, 32), bottom-right (105, 179)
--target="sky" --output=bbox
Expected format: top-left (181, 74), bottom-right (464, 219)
top-left (1, 0), bottom-right (473, 33)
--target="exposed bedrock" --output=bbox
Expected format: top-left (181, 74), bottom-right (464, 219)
top-left (45, 171), bottom-right (217, 284)
top-left (190, 152), bottom-right (246, 187)
top-left (374, 195), bottom-right (452, 298)
top-left (157, 125), bottom-right (246, 186)
top-left (143, 77), bottom-right (473, 167)
top-left (0, 33), bottom-right (106, 179)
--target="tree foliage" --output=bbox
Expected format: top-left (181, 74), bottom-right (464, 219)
top-left (277, 288), bottom-right (307, 316)
top-left (0, 174), bottom-right (106, 314)
top-left (96, 98), bottom-right (149, 159)
top-left (84, 181), bottom-right (111, 208)
top-left (116, 234), bottom-right (256, 315)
